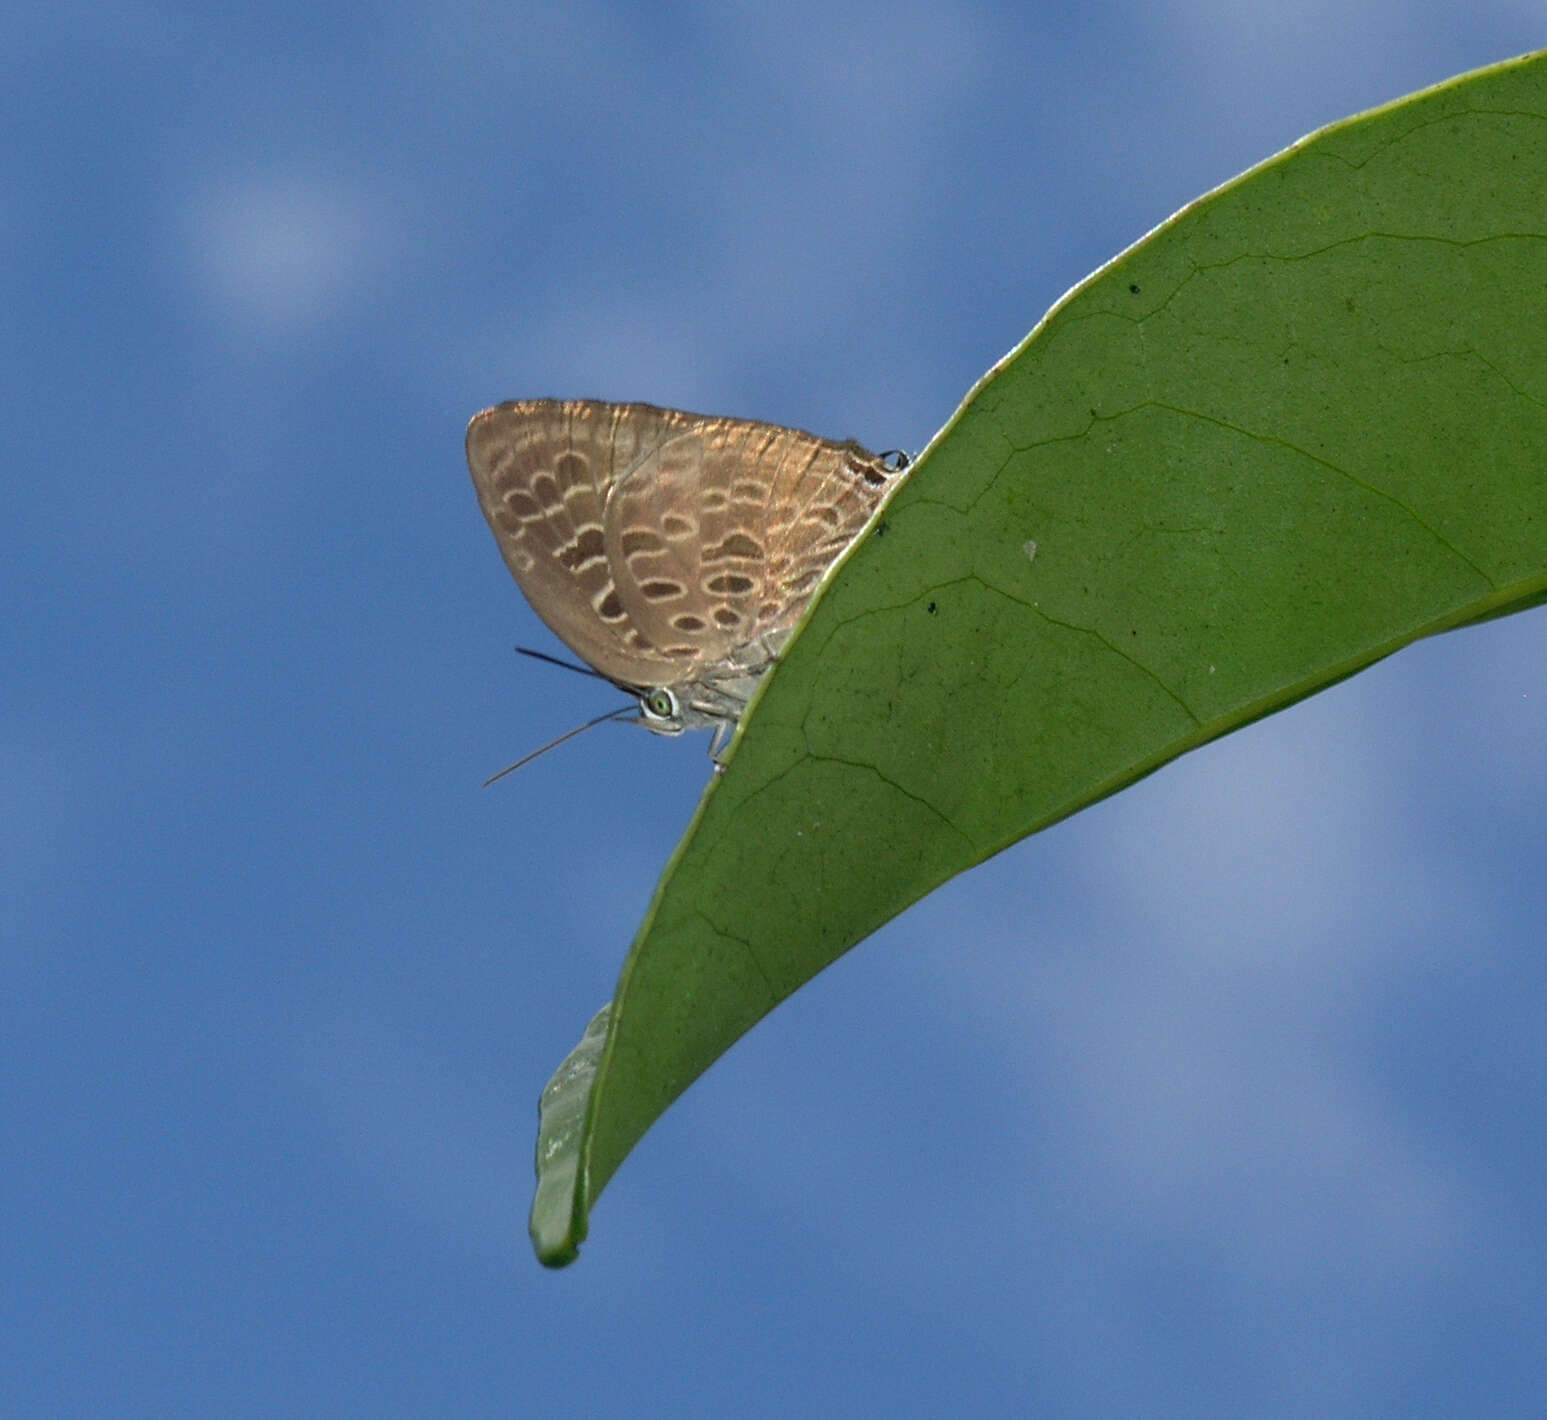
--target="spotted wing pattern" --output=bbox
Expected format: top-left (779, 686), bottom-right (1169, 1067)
top-left (466, 398), bottom-right (903, 703)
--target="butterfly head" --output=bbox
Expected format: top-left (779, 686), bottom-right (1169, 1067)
top-left (636, 685), bottom-right (687, 737)
top-left (630, 679), bottom-right (748, 762)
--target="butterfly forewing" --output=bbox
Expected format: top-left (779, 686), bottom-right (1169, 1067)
top-left (467, 401), bottom-right (685, 688)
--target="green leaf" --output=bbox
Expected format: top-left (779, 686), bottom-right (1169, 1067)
top-left (529, 48), bottom-right (1547, 1266)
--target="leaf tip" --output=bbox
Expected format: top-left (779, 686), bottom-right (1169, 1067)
top-left (528, 1001), bottom-right (613, 1268)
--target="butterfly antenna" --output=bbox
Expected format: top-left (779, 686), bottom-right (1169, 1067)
top-left (482, 706), bottom-right (635, 787)
top-left (515, 645), bottom-right (607, 681)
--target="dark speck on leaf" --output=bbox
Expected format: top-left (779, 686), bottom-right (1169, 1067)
top-left (927, 601), bottom-right (937, 615)
top-left (1129, 283), bottom-right (1141, 294)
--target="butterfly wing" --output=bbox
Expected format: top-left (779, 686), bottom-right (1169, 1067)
top-left (603, 414), bottom-right (901, 682)
top-left (466, 399), bottom-right (691, 689)
top-left (755, 427), bottom-right (901, 642)
top-left (469, 399), bottom-right (905, 702)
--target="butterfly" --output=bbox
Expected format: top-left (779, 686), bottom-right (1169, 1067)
top-left (466, 399), bottom-right (907, 767)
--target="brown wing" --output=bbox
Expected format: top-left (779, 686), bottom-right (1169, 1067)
top-left (603, 415), bottom-right (902, 677)
top-left (465, 399), bottom-right (690, 689)
top-left (468, 399), bottom-right (904, 691)
top-left (755, 428), bottom-right (900, 638)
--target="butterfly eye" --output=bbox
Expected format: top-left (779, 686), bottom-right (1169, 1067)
top-left (642, 687), bottom-right (678, 720)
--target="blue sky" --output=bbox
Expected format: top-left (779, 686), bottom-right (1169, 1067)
top-left (6, 5), bottom-right (1547, 1415)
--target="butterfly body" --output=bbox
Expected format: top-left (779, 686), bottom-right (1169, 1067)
top-left (466, 399), bottom-right (905, 758)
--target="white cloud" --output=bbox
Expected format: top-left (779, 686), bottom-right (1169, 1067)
top-left (182, 173), bottom-right (385, 340)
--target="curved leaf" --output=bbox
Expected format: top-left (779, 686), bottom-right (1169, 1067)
top-left (531, 48), bottom-right (1547, 1265)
